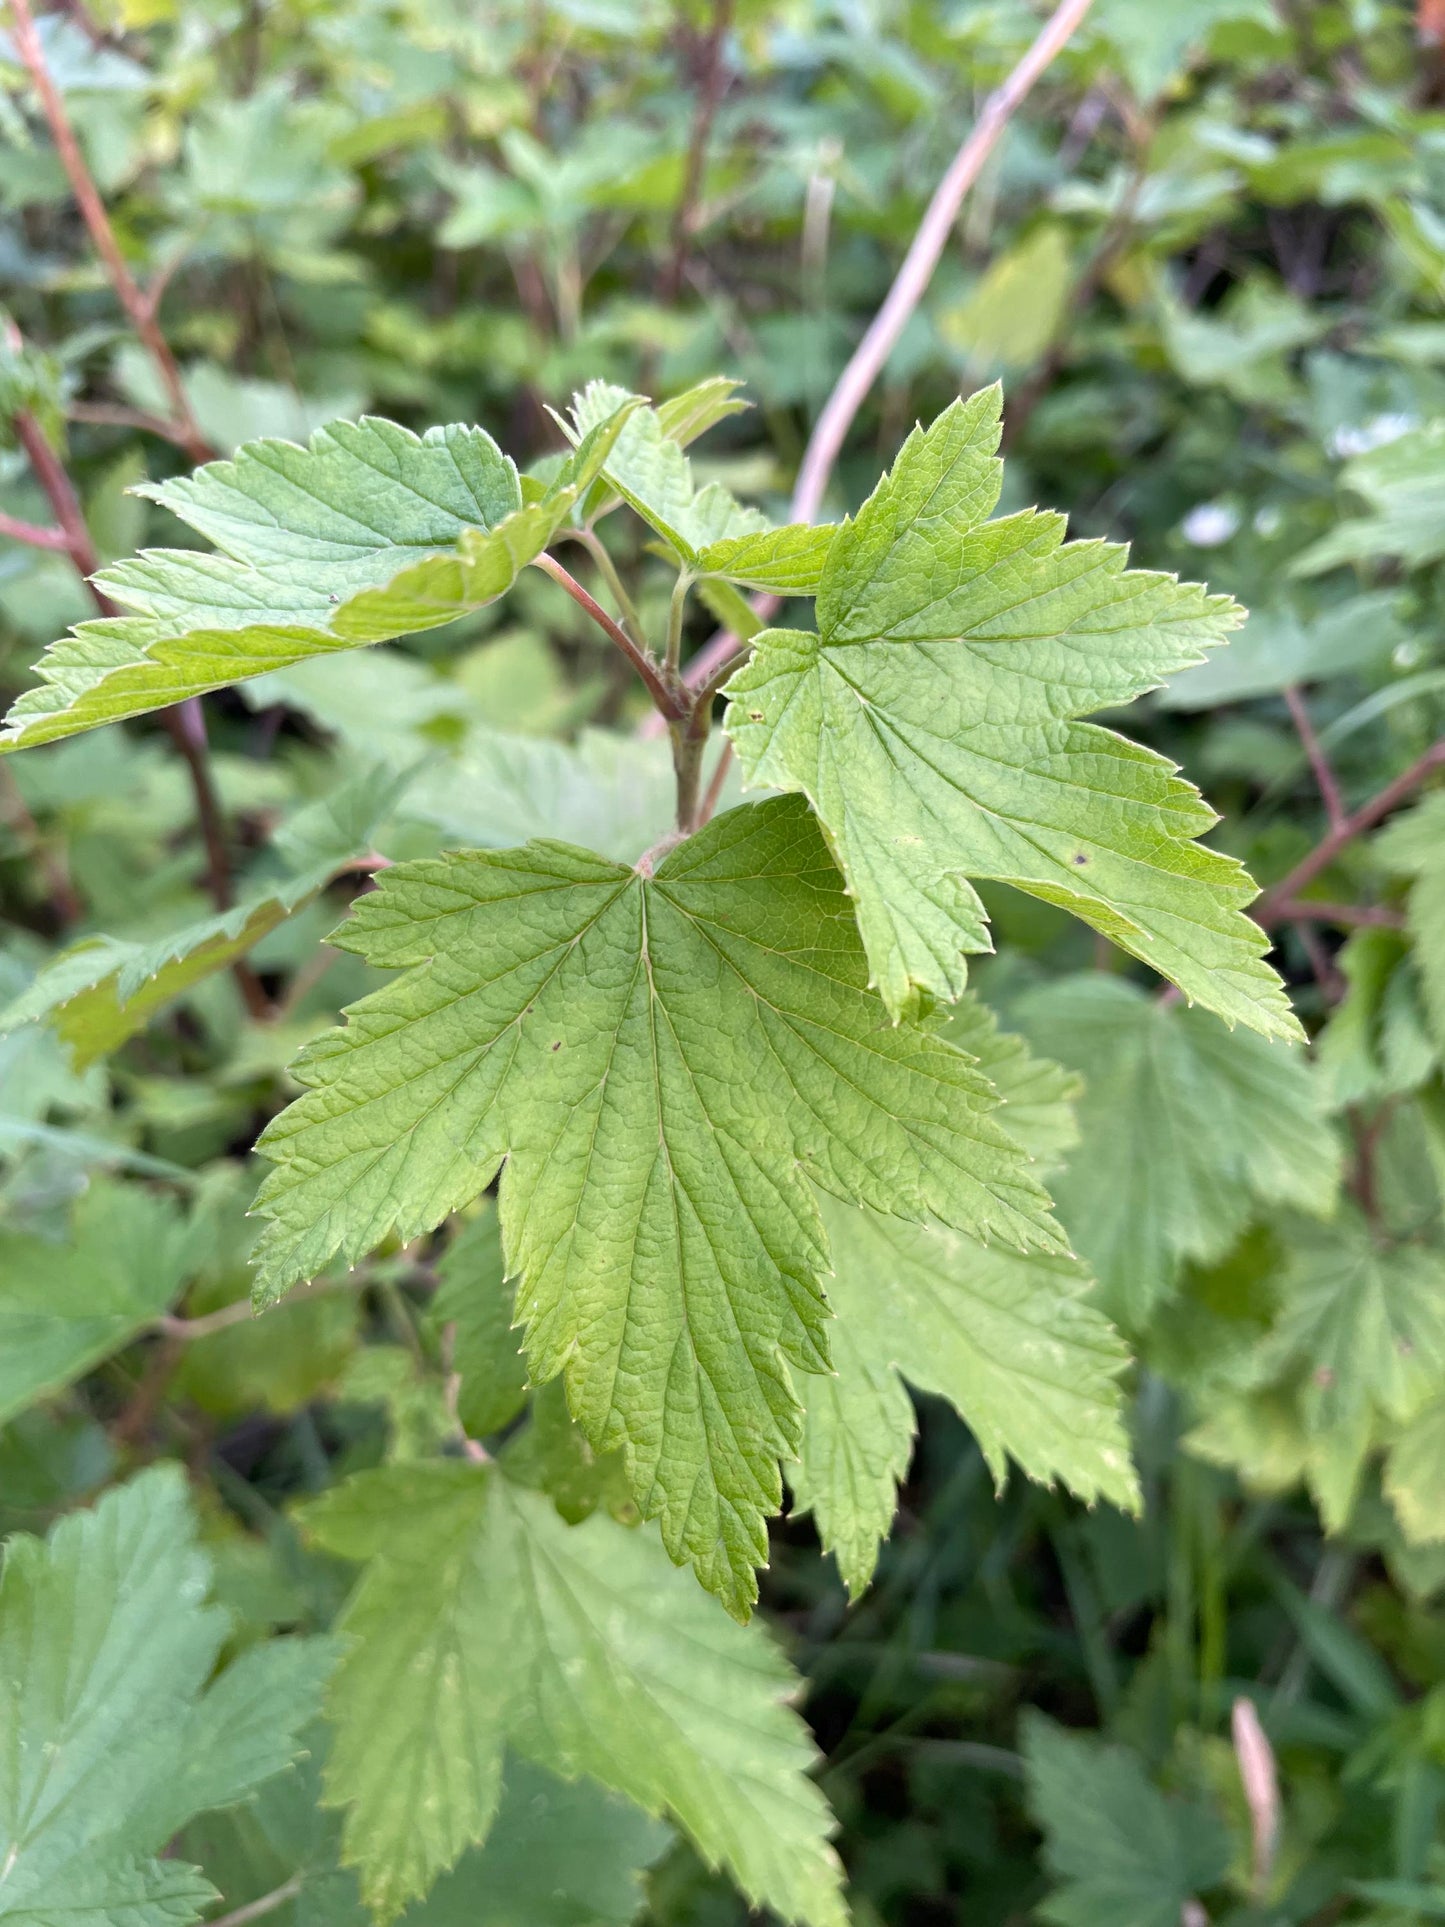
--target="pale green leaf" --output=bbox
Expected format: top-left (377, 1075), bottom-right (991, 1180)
top-left (1385, 1398), bottom-right (1445, 1545)
top-left (939, 990), bottom-right (1081, 1167)
top-left (724, 389), bottom-right (1296, 1039)
top-left (431, 1204), bottom-right (529, 1438)
top-left (0, 416), bottom-right (604, 752)
top-left (793, 1199), bottom-right (1138, 1598)
top-left (0, 768), bottom-right (408, 1066)
top-left (1023, 1714), bottom-right (1231, 1927)
top-left (1159, 594), bottom-right (1404, 709)
top-left (301, 1463), bottom-right (846, 1927)
top-left (695, 524), bottom-right (837, 595)
top-left (1017, 975), bottom-right (1339, 1324)
top-left (0, 1466), bottom-right (329, 1927)
top-left (255, 796), bottom-right (1060, 1613)
top-left (566, 384), bottom-right (766, 560)
top-left (1292, 421), bottom-right (1445, 575)
top-left (0, 1184), bottom-right (192, 1425)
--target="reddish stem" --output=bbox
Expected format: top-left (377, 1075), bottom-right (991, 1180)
top-left (9, 0), bottom-right (211, 465)
top-left (1283, 684), bottom-right (1346, 831)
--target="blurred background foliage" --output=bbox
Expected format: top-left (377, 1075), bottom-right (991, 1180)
top-left (4, 0), bottom-right (1445, 1922)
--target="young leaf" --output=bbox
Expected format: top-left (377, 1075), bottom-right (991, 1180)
top-left (724, 388), bottom-right (1297, 1040)
top-left (1022, 1714), bottom-right (1232, 1927)
top-left (694, 523), bottom-right (838, 595)
top-left (567, 383), bottom-right (769, 560)
top-left (0, 413), bottom-right (627, 752)
top-left (1017, 974), bottom-right (1340, 1324)
top-left (0, 1465), bottom-right (331, 1927)
top-left (301, 1462), bottom-right (847, 1927)
top-left (254, 796), bottom-right (1061, 1615)
top-left (792, 1201), bottom-right (1138, 1598)
top-left (0, 1182), bottom-right (192, 1425)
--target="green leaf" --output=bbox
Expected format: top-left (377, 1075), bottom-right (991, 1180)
top-left (724, 389), bottom-right (1296, 1040)
top-left (566, 383), bottom-right (767, 560)
top-left (1385, 1398), bottom-right (1445, 1545)
top-left (1022, 1714), bottom-right (1232, 1927)
top-left (793, 1200), bottom-right (1138, 1598)
top-left (0, 767), bottom-right (408, 1066)
top-left (301, 1463), bottom-right (846, 1927)
top-left (0, 1183), bottom-right (192, 1425)
top-left (939, 991), bottom-right (1081, 1167)
top-left (1292, 421), bottom-right (1445, 575)
top-left (0, 1465), bottom-right (330, 1927)
top-left (431, 1204), bottom-right (529, 1438)
top-left (1378, 795), bottom-right (1445, 1052)
top-left (694, 524), bottom-right (837, 595)
top-left (1017, 974), bottom-right (1339, 1324)
top-left (0, 416), bottom-right (602, 753)
top-left (402, 726), bottom-right (679, 864)
top-left (255, 796), bottom-right (1060, 1614)
top-left (1158, 594), bottom-right (1404, 710)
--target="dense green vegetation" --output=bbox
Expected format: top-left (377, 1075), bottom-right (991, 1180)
top-left (2, 1), bottom-right (1444, 1923)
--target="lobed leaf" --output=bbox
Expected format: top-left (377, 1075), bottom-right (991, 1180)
top-left (0, 411), bottom-right (633, 752)
top-left (254, 795), bottom-right (1061, 1614)
top-left (301, 1462), bottom-right (847, 1927)
top-left (724, 388), bottom-right (1297, 1039)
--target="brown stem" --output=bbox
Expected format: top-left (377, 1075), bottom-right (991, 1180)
top-left (66, 399), bottom-right (199, 448)
top-left (1283, 684), bottom-right (1346, 831)
top-left (659, 0), bottom-right (736, 303)
top-left (696, 739), bottom-right (734, 829)
top-left (9, 0), bottom-right (211, 465)
top-left (1273, 900), bottom-right (1405, 930)
top-left (0, 508), bottom-right (68, 550)
top-left (8, 377), bottom-right (268, 1014)
top-left (533, 551), bottom-right (687, 719)
top-left (1256, 738), bottom-right (1445, 925)
top-left (202, 1875), bottom-right (305, 1927)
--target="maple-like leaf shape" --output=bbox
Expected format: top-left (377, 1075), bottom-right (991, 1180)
top-left (301, 1462), bottom-right (847, 1927)
top-left (724, 387), bottom-right (1298, 1040)
top-left (254, 796), bottom-right (1061, 1614)
top-left (0, 410), bottom-right (631, 752)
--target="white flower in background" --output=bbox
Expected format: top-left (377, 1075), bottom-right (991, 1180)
top-left (1328, 412), bottom-right (1416, 460)
top-left (1181, 501), bottom-right (1240, 547)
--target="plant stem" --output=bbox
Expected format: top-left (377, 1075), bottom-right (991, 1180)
top-left (670, 717), bottom-right (708, 834)
top-left (659, 0), bottom-right (736, 302)
top-left (0, 508), bottom-right (68, 550)
top-left (1255, 737), bottom-right (1445, 925)
top-left (787, 0), bottom-right (1096, 525)
top-left (5, 357), bottom-right (268, 1015)
top-left (696, 739), bottom-right (734, 828)
top-left (568, 527), bottom-right (648, 647)
top-left (1283, 684), bottom-right (1346, 831)
top-left (533, 551), bottom-right (687, 719)
top-left (1272, 899), bottom-right (1404, 929)
top-left (203, 1874), bottom-right (304, 1927)
top-left (665, 571), bottom-right (692, 676)
top-left (660, 0), bottom-right (1096, 716)
top-left (9, 0), bottom-right (212, 465)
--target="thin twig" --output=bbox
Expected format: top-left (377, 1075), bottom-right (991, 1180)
top-left (66, 399), bottom-right (199, 447)
top-left (9, 0), bottom-right (211, 465)
top-left (659, 0), bottom-right (736, 302)
top-left (0, 508), bottom-right (69, 550)
top-left (5, 343), bottom-right (267, 1013)
top-left (664, 0), bottom-right (1096, 715)
top-left (532, 551), bottom-right (687, 719)
top-left (1273, 899), bottom-right (1405, 930)
top-left (696, 738), bottom-right (734, 828)
top-left (156, 1300), bottom-right (259, 1340)
top-left (203, 1874), bottom-right (304, 1927)
top-left (1283, 684), bottom-right (1346, 830)
top-left (1256, 738), bottom-right (1445, 925)
top-left (789, 0), bottom-right (1096, 525)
